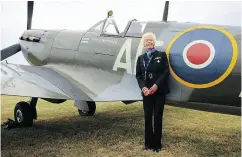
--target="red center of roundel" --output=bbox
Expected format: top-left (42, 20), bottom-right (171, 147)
top-left (187, 43), bottom-right (211, 65)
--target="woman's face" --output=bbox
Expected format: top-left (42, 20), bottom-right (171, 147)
top-left (144, 37), bottom-right (154, 50)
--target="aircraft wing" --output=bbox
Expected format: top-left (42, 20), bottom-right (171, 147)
top-left (44, 63), bottom-right (142, 102)
top-left (1, 62), bottom-right (142, 102)
top-left (1, 62), bottom-right (92, 101)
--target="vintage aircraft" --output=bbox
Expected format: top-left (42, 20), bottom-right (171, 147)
top-left (1, 1), bottom-right (241, 127)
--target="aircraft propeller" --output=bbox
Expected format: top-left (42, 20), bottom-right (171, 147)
top-left (1, 1), bottom-right (34, 61)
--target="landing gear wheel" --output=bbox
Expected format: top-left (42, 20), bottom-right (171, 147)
top-left (78, 101), bottom-right (96, 116)
top-left (14, 101), bottom-right (33, 126)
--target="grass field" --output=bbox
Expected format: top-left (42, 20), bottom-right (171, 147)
top-left (1, 95), bottom-right (241, 157)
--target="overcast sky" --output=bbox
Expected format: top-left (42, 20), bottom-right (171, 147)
top-left (1, 1), bottom-right (241, 65)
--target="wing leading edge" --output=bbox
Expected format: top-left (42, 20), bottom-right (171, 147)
top-left (1, 63), bottom-right (92, 101)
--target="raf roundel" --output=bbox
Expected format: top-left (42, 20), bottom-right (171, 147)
top-left (183, 40), bottom-right (215, 69)
top-left (166, 26), bottom-right (238, 88)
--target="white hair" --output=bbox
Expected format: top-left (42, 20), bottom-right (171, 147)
top-left (142, 32), bottom-right (156, 46)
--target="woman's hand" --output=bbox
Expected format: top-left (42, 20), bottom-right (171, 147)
top-left (142, 87), bottom-right (150, 96)
top-left (149, 84), bottom-right (158, 95)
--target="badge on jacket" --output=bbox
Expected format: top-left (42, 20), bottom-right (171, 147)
top-left (154, 57), bottom-right (161, 60)
top-left (155, 57), bottom-right (161, 63)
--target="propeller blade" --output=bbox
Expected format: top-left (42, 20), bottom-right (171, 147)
top-left (0, 1), bottom-right (32, 61)
top-left (162, 1), bottom-right (169, 21)
top-left (27, 1), bottom-right (34, 30)
top-left (1, 44), bottom-right (21, 61)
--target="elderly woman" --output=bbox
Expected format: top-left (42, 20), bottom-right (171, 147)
top-left (136, 32), bottom-right (169, 152)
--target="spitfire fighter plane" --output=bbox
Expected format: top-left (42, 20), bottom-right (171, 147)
top-left (1, 1), bottom-right (241, 126)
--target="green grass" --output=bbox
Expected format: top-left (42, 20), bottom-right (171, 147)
top-left (1, 95), bottom-right (241, 157)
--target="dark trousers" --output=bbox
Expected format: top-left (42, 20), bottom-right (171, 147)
top-left (143, 93), bottom-right (165, 149)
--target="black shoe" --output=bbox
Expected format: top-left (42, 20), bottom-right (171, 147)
top-left (144, 146), bottom-right (152, 150)
top-left (153, 148), bottom-right (161, 152)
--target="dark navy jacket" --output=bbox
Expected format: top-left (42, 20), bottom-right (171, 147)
top-left (136, 50), bottom-right (170, 96)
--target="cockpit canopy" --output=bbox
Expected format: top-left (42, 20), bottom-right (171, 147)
top-left (88, 11), bottom-right (147, 38)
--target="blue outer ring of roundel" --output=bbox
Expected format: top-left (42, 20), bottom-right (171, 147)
top-left (166, 26), bottom-right (238, 88)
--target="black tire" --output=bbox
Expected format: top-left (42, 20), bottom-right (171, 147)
top-left (14, 101), bottom-right (33, 126)
top-left (78, 101), bottom-right (96, 116)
